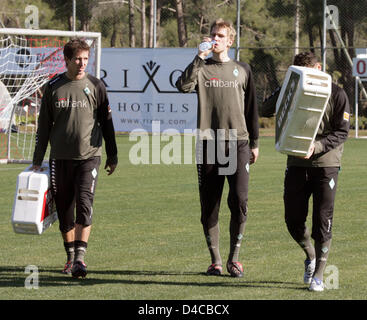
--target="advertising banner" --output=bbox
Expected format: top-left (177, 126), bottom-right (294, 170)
top-left (0, 46), bottom-right (95, 75)
top-left (101, 48), bottom-right (199, 133)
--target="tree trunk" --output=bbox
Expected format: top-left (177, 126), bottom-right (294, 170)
top-left (175, 0), bottom-right (187, 47)
top-left (129, 0), bottom-right (136, 47)
top-left (156, 0), bottom-right (163, 47)
top-left (303, 3), bottom-right (314, 53)
top-left (111, 20), bottom-right (117, 47)
top-left (68, 16), bottom-right (73, 31)
top-left (141, 0), bottom-right (146, 48)
top-left (329, 29), bottom-right (340, 66)
top-left (149, 0), bottom-right (154, 47)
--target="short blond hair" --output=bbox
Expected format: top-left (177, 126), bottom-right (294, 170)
top-left (210, 18), bottom-right (236, 41)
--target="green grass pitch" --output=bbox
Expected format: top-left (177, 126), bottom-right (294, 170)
top-left (0, 135), bottom-right (366, 300)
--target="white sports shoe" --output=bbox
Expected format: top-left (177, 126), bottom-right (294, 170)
top-left (303, 259), bottom-right (316, 284)
top-left (309, 277), bottom-right (324, 292)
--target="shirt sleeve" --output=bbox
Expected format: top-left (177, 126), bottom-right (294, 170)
top-left (243, 65), bottom-right (259, 149)
top-left (32, 84), bottom-right (53, 166)
top-left (175, 55), bottom-right (205, 93)
top-left (96, 81), bottom-right (118, 165)
top-left (314, 85), bottom-right (350, 154)
top-left (261, 87), bottom-right (280, 117)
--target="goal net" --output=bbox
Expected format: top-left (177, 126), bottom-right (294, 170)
top-left (0, 28), bottom-right (101, 163)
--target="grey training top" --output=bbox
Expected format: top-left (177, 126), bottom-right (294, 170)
top-left (176, 56), bottom-right (259, 148)
top-left (33, 72), bottom-right (118, 166)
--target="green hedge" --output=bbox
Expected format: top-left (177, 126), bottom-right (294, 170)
top-left (259, 116), bottom-right (366, 130)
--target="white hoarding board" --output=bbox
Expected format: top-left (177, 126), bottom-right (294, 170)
top-left (101, 48), bottom-right (198, 133)
top-left (353, 58), bottom-right (367, 77)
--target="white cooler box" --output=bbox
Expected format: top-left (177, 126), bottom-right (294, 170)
top-left (11, 164), bottom-right (58, 235)
top-left (275, 65), bottom-right (332, 156)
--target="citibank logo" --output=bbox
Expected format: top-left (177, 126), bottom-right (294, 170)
top-left (204, 77), bottom-right (239, 88)
top-left (55, 98), bottom-right (88, 108)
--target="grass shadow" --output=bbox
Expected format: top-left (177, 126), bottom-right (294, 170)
top-left (0, 266), bottom-right (306, 291)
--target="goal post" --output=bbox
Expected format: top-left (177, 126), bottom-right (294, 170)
top-left (0, 28), bottom-right (101, 164)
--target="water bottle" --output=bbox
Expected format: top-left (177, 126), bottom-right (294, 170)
top-left (199, 40), bottom-right (216, 51)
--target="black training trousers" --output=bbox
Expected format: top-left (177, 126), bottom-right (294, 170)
top-left (49, 156), bottom-right (101, 233)
top-left (197, 140), bottom-right (250, 229)
top-left (284, 166), bottom-right (339, 243)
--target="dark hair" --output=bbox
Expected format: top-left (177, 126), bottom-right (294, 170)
top-left (293, 52), bottom-right (319, 67)
top-left (63, 38), bottom-right (90, 60)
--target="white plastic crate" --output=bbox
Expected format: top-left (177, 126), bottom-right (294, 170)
top-left (11, 164), bottom-right (57, 235)
top-left (275, 65), bottom-right (332, 156)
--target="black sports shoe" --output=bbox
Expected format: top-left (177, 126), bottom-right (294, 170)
top-left (62, 261), bottom-right (73, 274)
top-left (206, 263), bottom-right (222, 276)
top-left (71, 261), bottom-right (87, 278)
top-left (226, 261), bottom-right (244, 278)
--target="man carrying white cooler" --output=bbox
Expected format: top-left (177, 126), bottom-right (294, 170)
top-left (264, 52), bottom-right (350, 291)
top-left (31, 39), bottom-right (118, 279)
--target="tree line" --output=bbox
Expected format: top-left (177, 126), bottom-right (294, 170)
top-left (2, 0), bottom-right (367, 113)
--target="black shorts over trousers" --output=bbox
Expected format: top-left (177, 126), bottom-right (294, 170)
top-left (49, 156), bottom-right (101, 233)
top-left (284, 166), bottom-right (339, 243)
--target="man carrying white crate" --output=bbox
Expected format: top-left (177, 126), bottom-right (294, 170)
top-left (30, 39), bottom-right (118, 279)
top-left (263, 52), bottom-right (350, 291)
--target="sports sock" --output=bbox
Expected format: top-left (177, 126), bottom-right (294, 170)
top-left (228, 219), bottom-right (246, 263)
top-left (297, 228), bottom-right (316, 261)
top-left (74, 240), bottom-right (88, 263)
top-left (204, 224), bottom-right (222, 266)
top-left (63, 241), bottom-right (75, 263)
top-left (313, 239), bottom-right (332, 281)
